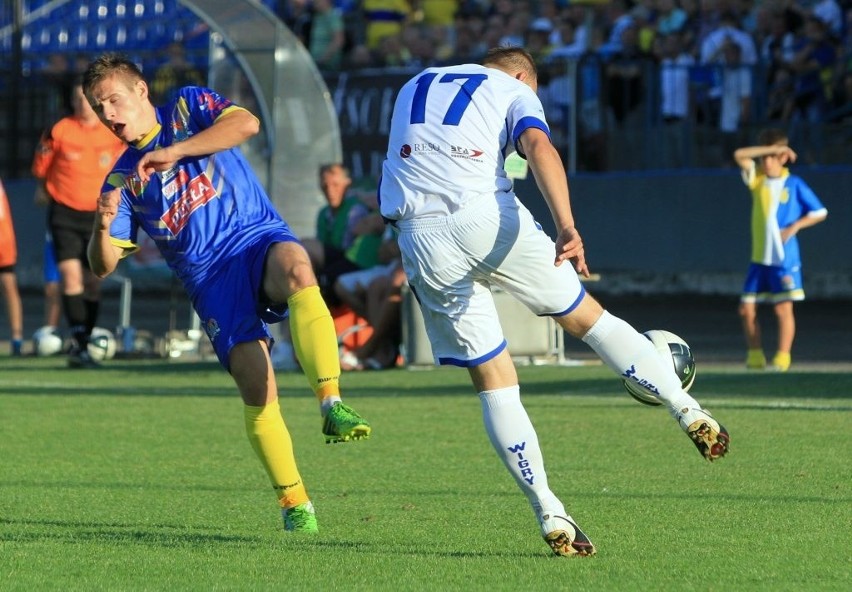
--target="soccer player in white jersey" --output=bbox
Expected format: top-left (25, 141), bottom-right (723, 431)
top-left (379, 47), bottom-right (730, 557)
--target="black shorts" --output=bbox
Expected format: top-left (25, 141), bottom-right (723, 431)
top-left (49, 201), bottom-right (96, 265)
top-left (319, 245), bottom-right (362, 306)
top-left (0, 264), bottom-right (15, 273)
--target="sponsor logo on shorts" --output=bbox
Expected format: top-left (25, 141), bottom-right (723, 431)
top-left (205, 318), bottom-right (220, 341)
top-left (781, 274), bottom-right (795, 291)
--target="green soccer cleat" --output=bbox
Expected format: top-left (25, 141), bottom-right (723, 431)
top-left (282, 501), bottom-right (318, 533)
top-left (322, 402), bottom-right (372, 444)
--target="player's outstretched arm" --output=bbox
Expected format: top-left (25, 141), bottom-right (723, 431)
top-left (136, 109), bottom-right (260, 182)
top-left (88, 188), bottom-right (125, 278)
top-left (519, 127), bottom-right (589, 277)
top-left (733, 144), bottom-right (797, 171)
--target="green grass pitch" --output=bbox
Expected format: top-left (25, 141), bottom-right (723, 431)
top-left (1, 357), bottom-right (850, 591)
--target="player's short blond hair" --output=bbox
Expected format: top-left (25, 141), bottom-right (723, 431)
top-left (482, 47), bottom-right (538, 84)
top-left (82, 53), bottom-right (145, 98)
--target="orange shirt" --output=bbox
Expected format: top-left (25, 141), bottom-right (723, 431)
top-left (0, 178), bottom-right (17, 267)
top-left (31, 116), bottom-right (125, 212)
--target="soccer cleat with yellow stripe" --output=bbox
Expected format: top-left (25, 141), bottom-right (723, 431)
top-left (540, 514), bottom-right (596, 557)
top-left (322, 402), bottom-right (371, 443)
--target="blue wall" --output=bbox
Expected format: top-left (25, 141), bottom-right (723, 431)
top-left (6, 167), bottom-right (851, 294)
top-left (514, 167), bottom-right (851, 292)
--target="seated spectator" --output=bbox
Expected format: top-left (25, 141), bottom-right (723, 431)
top-left (597, 0), bottom-right (635, 58)
top-left (334, 231), bottom-right (404, 370)
top-left (547, 15), bottom-right (588, 61)
top-left (606, 23), bottom-right (653, 128)
top-left (812, 0), bottom-right (843, 41)
top-left (149, 42), bottom-right (205, 104)
top-left (375, 32), bottom-right (413, 67)
top-left (363, 0), bottom-right (412, 50)
top-left (309, 0), bottom-right (346, 71)
top-left (302, 164), bottom-right (385, 307)
top-left (782, 14), bottom-right (837, 162)
top-left (783, 14), bottom-right (837, 124)
top-left (525, 17), bottom-right (556, 65)
top-left (656, 0), bottom-right (687, 37)
top-left (498, 11), bottom-right (531, 48)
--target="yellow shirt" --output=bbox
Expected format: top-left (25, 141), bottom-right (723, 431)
top-left (363, 0), bottom-right (411, 48)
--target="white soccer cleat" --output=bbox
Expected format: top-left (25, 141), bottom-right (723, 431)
top-left (539, 513), bottom-right (596, 557)
top-left (676, 407), bottom-right (730, 461)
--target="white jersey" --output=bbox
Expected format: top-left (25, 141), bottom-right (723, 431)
top-left (379, 63), bottom-right (550, 221)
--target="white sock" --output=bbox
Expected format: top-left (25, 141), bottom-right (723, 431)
top-left (479, 386), bottom-right (563, 516)
top-left (581, 310), bottom-right (699, 416)
top-left (320, 396), bottom-right (342, 416)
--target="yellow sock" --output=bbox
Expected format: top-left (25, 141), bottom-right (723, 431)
top-left (772, 351), bottom-right (791, 372)
top-left (288, 286), bottom-right (341, 402)
top-left (244, 400), bottom-right (309, 509)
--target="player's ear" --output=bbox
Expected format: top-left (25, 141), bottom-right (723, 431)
top-left (136, 79), bottom-right (149, 101)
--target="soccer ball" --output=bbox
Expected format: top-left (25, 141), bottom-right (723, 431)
top-left (88, 327), bottom-right (117, 361)
top-left (33, 325), bottom-right (64, 356)
top-left (622, 329), bottom-right (696, 406)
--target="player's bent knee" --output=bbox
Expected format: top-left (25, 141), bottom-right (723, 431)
top-left (556, 293), bottom-right (604, 338)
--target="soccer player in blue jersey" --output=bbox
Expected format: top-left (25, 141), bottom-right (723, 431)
top-left (733, 128), bottom-right (828, 371)
top-left (82, 53), bottom-right (371, 533)
top-left (380, 47), bottom-right (731, 557)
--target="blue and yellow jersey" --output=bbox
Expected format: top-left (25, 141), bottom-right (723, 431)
top-left (102, 86), bottom-right (284, 296)
top-left (363, 0), bottom-right (411, 49)
top-left (742, 165), bottom-right (827, 268)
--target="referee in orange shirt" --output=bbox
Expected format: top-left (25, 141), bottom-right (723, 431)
top-left (32, 77), bottom-right (125, 367)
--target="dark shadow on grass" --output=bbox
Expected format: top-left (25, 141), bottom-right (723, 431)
top-left (345, 488), bottom-right (851, 505)
top-left (0, 517), bottom-right (260, 546)
top-left (308, 540), bottom-right (547, 559)
top-left (0, 480), bottom-right (256, 493)
top-left (0, 359), bottom-right (221, 373)
top-left (0, 517), bottom-right (551, 558)
top-left (0, 384), bottom-right (235, 397)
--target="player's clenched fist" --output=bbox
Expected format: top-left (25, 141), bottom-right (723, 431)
top-left (136, 146), bottom-right (178, 182)
top-left (95, 188), bottom-right (121, 230)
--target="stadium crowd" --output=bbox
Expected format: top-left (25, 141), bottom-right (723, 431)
top-left (277, 1), bottom-right (851, 151)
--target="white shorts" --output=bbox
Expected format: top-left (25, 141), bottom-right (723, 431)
top-left (396, 193), bottom-right (585, 366)
top-left (335, 261), bottom-right (400, 294)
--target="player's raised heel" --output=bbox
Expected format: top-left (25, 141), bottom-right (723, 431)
top-left (282, 501), bottom-right (318, 533)
top-left (677, 407), bottom-right (730, 461)
top-left (322, 402), bottom-right (371, 443)
top-left (539, 514), bottom-right (596, 557)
